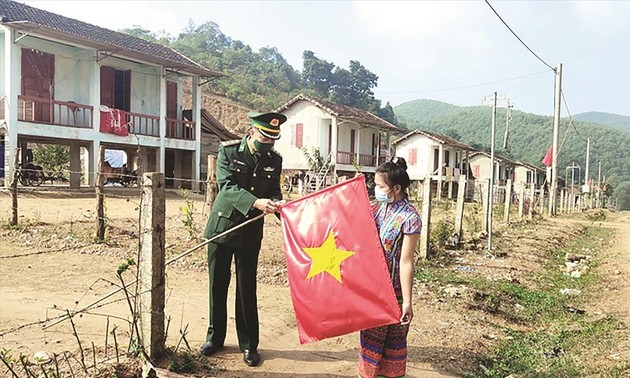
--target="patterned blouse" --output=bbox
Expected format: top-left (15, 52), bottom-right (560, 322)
top-left (373, 196), bottom-right (421, 299)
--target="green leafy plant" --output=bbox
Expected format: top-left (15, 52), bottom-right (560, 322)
top-left (179, 189), bottom-right (198, 239)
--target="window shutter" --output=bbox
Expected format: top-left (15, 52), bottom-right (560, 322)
top-left (473, 165), bottom-right (480, 177)
top-left (296, 123), bottom-right (303, 148)
top-left (408, 148), bottom-right (417, 165)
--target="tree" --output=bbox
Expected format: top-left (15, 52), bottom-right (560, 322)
top-left (33, 144), bottom-right (69, 177)
top-left (614, 181), bottom-right (630, 210)
top-left (302, 51), bottom-right (334, 98)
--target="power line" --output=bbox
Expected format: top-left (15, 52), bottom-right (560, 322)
top-left (375, 69), bottom-right (551, 95)
top-left (484, 0), bottom-right (556, 71)
top-left (560, 89), bottom-right (587, 142)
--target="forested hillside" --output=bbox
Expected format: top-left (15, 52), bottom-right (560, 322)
top-left (121, 23), bottom-right (396, 124)
top-left (118, 23), bottom-right (629, 196)
top-left (573, 111), bottom-right (630, 134)
top-left (394, 100), bottom-right (630, 189)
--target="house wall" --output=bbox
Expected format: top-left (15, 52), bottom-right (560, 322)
top-left (276, 100), bottom-right (333, 170)
top-left (393, 135), bottom-right (464, 181)
top-left (469, 155), bottom-right (515, 185)
top-left (1, 25), bottom-right (203, 188)
top-left (0, 30), bottom-right (5, 99)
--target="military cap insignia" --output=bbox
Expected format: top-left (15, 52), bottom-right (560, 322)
top-left (270, 118), bottom-right (280, 127)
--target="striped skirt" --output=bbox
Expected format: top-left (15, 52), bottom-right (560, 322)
top-left (358, 322), bottom-right (409, 378)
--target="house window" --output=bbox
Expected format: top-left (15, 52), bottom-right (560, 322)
top-left (292, 123), bottom-right (303, 148)
top-left (408, 148), bottom-right (417, 165)
top-left (444, 150), bottom-right (450, 167)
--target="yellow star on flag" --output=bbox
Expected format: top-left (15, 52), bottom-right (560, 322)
top-left (303, 232), bottom-right (356, 283)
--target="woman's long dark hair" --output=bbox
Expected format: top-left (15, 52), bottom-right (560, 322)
top-left (376, 157), bottom-right (411, 190)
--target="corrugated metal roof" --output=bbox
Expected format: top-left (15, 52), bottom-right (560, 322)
top-left (183, 109), bottom-right (238, 141)
top-left (0, 0), bottom-right (222, 78)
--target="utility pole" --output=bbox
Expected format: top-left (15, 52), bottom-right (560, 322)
top-left (597, 161), bottom-right (602, 208)
top-left (481, 92), bottom-right (510, 250)
top-left (585, 138), bottom-right (590, 208)
top-left (502, 100), bottom-right (513, 150)
top-left (488, 92), bottom-right (497, 250)
top-left (550, 63), bottom-right (562, 215)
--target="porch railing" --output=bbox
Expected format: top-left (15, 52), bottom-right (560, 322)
top-left (336, 151), bottom-right (377, 167)
top-left (127, 111), bottom-right (160, 137)
top-left (166, 118), bottom-right (196, 140)
top-left (17, 95), bottom-right (93, 128)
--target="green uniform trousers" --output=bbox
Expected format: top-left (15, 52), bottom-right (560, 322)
top-left (205, 241), bottom-right (260, 351)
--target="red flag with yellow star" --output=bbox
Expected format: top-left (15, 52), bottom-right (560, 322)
top-left (279, 175), bottom-right (401, 344)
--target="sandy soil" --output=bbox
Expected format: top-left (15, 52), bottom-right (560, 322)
top-left (1, 189), bottom-right (628, 377)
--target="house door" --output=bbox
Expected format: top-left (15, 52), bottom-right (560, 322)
top-left (21, 49), bottom-right (54, 122)
top-left (100, 66), bottom-right (131, 111)
top-left (166, 81), bottom-right (178, 119)
top-left (433, 148), bottom-right (440, 173)
top-left (165, 150), bottom-right (175, 188)
top-left (350, 129), bottom-right (356, 153)
top-left (0, 139), bottom-right (4, 178)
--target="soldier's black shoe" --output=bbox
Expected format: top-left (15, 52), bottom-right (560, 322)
top-left (199, 341), bottom-right (223, 356)
top-left (242, 349), bottom-right (260, 367)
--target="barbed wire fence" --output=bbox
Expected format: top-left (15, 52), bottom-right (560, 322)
top-left (1, 159), bottom-right (219, 377)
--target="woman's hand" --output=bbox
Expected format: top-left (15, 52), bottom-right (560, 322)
top-left (400, 302), bottom-right (413, 325)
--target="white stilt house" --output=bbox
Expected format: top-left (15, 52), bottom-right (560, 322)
top-left (0, 0), bottom-right (222, 188)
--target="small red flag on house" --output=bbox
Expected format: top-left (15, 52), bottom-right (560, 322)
top-left (542, 145), bottom-right (553, 166)
top-left (279, 175), bottom-right (401, 344)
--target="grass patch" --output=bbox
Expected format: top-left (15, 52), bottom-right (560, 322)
top-left (471, 224), bottom-right (628, 377)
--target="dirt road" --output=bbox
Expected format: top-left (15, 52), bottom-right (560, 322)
top-left (1, 192), bottom-right (628, 377)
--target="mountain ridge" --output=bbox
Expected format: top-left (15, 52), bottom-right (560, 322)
top-left (393, 99), bottom-right (630, 188)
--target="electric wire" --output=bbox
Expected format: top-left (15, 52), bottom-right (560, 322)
top-left (561, 89), bottom-right (587, 142)
top-left (375, 69), bottom-right (550, 95)
top-left (484, 0), bottom-right (556, 71)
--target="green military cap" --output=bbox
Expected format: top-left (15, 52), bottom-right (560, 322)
top-left (248, 111), bottom-right (287, 140)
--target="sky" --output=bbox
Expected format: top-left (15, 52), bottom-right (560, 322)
top-left (21, 0), bottom-right (630, 117)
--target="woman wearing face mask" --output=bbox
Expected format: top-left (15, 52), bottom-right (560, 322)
top-left (358, 157), bottom-right (421, 378)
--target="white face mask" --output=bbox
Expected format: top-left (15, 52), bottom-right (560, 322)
top-left (374, 186), bottom-right (394, 203)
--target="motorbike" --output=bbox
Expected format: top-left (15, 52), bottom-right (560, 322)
top-left (18, 163), bottom-right (45, 186)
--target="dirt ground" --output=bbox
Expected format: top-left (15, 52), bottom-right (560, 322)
top-left (0, 189), bottom-right (628, 377)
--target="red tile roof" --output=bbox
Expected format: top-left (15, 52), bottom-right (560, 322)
top-left (0, 0), bottom-right (222, 78)
top-left (276, 94), bottom-right (400, 132)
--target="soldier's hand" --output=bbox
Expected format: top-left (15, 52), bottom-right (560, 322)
top-left (253, 198), bottom-right (278, 214)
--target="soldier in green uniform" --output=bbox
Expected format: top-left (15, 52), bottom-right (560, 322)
top-left (199, 111), bottom-right (287, 367)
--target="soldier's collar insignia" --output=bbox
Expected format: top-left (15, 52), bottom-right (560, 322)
top-left (233, 159), bottom-right (246, 166)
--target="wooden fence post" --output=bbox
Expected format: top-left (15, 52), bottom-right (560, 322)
top-left (9, 148), bottom-right (19, 226)
top-left (539, 187), bottom-right (545, 216)
top-left (482, 179), bottom-right (490, 232)
top-left (95, 146), bottom-right (106, 241)
top-left (517, 182), bottom-right (525, 221)
top-left (419, 177), bottom-right (433, 259)
top-left (203, 155), bottom-right (217, 215)
top-left (503, 179), bottom-right (512, 223)
top-left (528, 185), bottom-right (535, 220)
top-left (139, 172), bottom-right (166, 359)
top-left (454, 175), bottom-right (466, 242)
